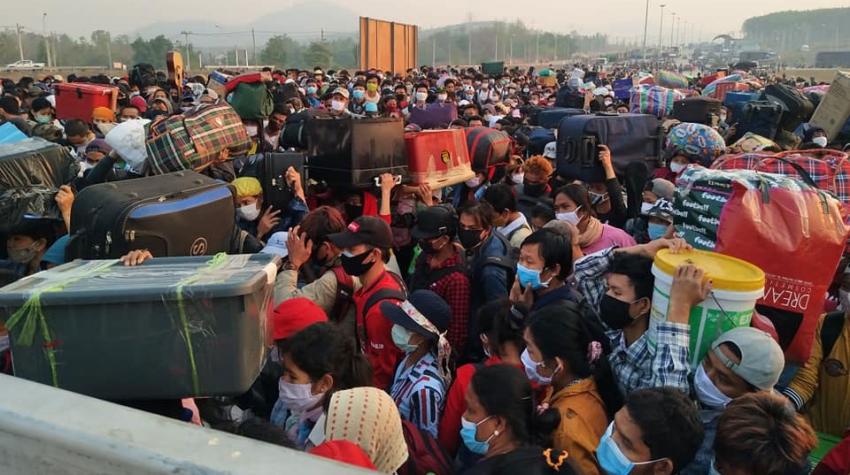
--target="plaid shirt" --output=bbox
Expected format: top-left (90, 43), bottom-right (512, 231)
top-left (427, 253), bottom-right (471, 355)
top-left (574, 247), bottom-right (691, 396)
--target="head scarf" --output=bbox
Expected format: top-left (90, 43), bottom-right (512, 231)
top-left (325, 388), bottom-right (408, 473)
top-left (399, 300), bottom-right (453, 387)
top-left (665, 122), bottom-right (727, 166)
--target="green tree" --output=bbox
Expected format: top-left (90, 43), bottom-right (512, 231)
top-left (260, 35), bottom-right (301, 68)
top-left (131, 35), bottom-right (174, 68)
top-left (303, 41), bottom-right (333, 69)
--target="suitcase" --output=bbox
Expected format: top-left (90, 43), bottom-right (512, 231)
top-left (672, 97), bottom-right (722, 126)
top-left (66, 171), bottom-right (236, 260)
top-left (764, 83), bottom-right (814, 131)
top-left (407, 103), bottom-right (458, 130)
top-left (260, 152), bottom-right (307, 211)
top-left (555, 86), bottom-right (585, 109)
top-left (280, 109), bottom-right (311, 150)
top-left (556, 113), bottom-right (663, 182)
top-left (527, 127), bottom-right (556, 155)
top-left (54, 83), bottom-right (118, 121)
top-left (306, 116), bottom-right (408, 188)
top-left (723, 92), bottom-right (760, 109)
top-left (735, 101), bottom-right (783, 141)
top-left (405, 129), bottom-right (474, 189)
top-left (465, 127), bottom-right (512, 172)
top-left (537, 107), bottom-right (586, 129)
top-left (0, 254), bottom-right (277, 399)
top-left (0, 138), bottom-right (79, 230)
top-left (146, 103), bottom-right (251, 175)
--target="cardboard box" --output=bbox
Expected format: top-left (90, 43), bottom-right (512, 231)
top-left (810, 71), bottom-right (850, 140)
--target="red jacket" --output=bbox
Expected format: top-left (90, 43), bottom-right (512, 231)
top-left (813, 432), bottom-right (850, 475)
top-left (354, 270), bottom-right (405, 390)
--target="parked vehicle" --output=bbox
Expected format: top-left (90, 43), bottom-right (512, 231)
top-left (4, 60), bottom-right (46, 70)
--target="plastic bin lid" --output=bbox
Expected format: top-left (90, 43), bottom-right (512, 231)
top-left (0, 254), bottom-right (280, 306)
top-left (653, 248), bottom-right (765, 292)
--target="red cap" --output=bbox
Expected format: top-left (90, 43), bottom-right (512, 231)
top-left (309, 440), bottom-right (377, 470)
top-left (271, 297), bottom-right (328, 341)
top-left (130, 95), bottom-right (148, 113)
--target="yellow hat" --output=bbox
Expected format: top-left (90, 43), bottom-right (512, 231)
top-left (91, 107), bottom-right (114, 122)
top-left (232, 176), bottom-right (262, 198)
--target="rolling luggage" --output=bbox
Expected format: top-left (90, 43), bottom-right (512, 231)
top-left (527, 127), bottom-right (556, 155)
top-left (260, 152), bottom-right (307, 211)
top-left (672, 97), bottom-right (722, 126)
top-left (66, 171), bottom-right (236, 260)
top-left (764, 83), bottom-right (814, 131)
top-left (146, 103), bottom-right (251, 175)
top-left (735, 101), bottom-right (783, 140)
top-left (306, 116), bottom-right (407, 188)
top-left (723, 92), bottom-right (760, 109)
top-left (0, 138), bottom-right (79, 230)
top-left (54, 83), bottom-right (118, 121)
top-left (407, 103), bottom-right (458, 130)
top-left (465, 127), bottom-right (512, 172)
top-left (555, 86), bottom-right (585, 109)
top-left (280, 109), bottom-right (311, 150)
top-left (556, 113), bottom-right (663, 182)
top-left (537, 107), bottom-right (586, 129)
top-left (0, 254), bottom-right (278, 399)
top-left (405, 129), bottom-right (474, 189)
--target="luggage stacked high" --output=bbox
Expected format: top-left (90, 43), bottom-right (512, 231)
top-left (54, 83), bottom-right (118, 122)
top-left (405, 128), bottom-right (474, 189)
top-left (0, 253), bottom-right (279, 399)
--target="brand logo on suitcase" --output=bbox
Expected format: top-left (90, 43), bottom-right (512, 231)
top-left (440, 150), bottom-right (451, 164)
top-left (190, 237), bottom-right (208, 256)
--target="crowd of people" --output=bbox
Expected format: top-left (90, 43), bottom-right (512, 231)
top-left (1, 60), bottom-right (849, 475)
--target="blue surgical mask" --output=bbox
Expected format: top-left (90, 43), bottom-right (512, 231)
top-left (460, 416), bottom-right (494, 455)
top-left (647, 222), bottom-right (668, 241)
top-left (597, 422), bottom-right (665, 475)
top-left (516, 263), bottom-right (550, 290)
top-left (306, 86), bottom-right (317, 95)
top-left (391, 324), bottom-right (419, 353)
top-left (352, 89), bottom-right (365, 100)
top-left (364, 102), bottom-right (379, 113)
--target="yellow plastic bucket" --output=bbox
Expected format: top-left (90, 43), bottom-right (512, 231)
top-left (650, 249), bottom-right (765, 368)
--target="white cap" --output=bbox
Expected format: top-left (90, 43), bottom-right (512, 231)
top-left (261, 232), bottom-right (289, 258)
top-left (543, 141), bottom-right (557, 159)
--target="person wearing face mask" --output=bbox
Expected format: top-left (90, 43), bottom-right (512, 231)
top-left (349, 81), bottom-right (367, 115)
top-left (81, 139), bottom-right (113, 176)
top-left (628, 179), bottom-right (675, 243)
top-left (29, 97), bottom-right (62, 130)
top-left (641, 199), bottom-right (675, 242)
top-left (327, 216), bottom-right (407, 390)
top-left (459, 364), bottom-right (575, 475)
top-left (273, 321), bottom-right (372, 450)
top-left (0, 220), bottom-right (54, 283)
top-left (382, 290), bottom-right (452, 437)
top-left (552, 184), bottom-right (635, 255)
top-left (585, 145), bottom-right (627, 228)
top-left (596, 388), bottom-right (704, 475)
top-left (523, 304), bottom-right (621, 475)
top-left (91, 107), bottom-right (117, 138)
top-left (509, 229), bottom-right (577, 315)
top-left (658, 123), bottom-right (727, 182)
top-left (516, 156), bottom-right (554, 221)
top-left (304, 80), bottom-right (321, 108)
top-left (64, 119), bottom-right (96, 158)
top-left (409, 84), bottom-right (429, 112)
top-left (328, 88), bottom-right (358, 117)
top-left (409, 205), bottom-right (470, 356)
top-left (801, 126), bottom-right (831, 150)
top-left (364, 74), bottom-right (381, 105)
top-left (483, 184), bottom-right (532, 251)
top-left (434, 87), bottom-right (449, 104)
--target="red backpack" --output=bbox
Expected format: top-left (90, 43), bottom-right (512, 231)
top-left (398, 420), bottom-right (454, 475)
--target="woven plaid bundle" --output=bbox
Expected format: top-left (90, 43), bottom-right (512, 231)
top-left (146, 103), bottom-right (250, 175)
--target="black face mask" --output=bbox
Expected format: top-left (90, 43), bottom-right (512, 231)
top-left (345, 203), bottom-right (364, 221)
top-left (523, 181), bottom-right (547, 198)
top-left (599, 294), bottom-right (640, 330)
top-left (340, 249), bottom-right (375, 277)
top-left (458, 229), bottom-right (484, 251)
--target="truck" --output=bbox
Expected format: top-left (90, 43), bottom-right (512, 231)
top-left (4, 60), bottom-right (46, 70)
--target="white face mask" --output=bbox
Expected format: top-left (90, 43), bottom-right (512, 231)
top-left (511, 173), bottom-right (524, 185)
top-left (813, 136), bottom-right (828, 148)
top-left (331, 99), bottom-right (346, 112)
top-left (521, 348), bottom-right (559, 385)
top-left (640, 202), bottom-right (654, 214)
top-left (237, 203), bottom-right (260, 221)
top-left (415, 91), bottom-right (428, 102)
top-left (670, 162), bottom-right (687, 174)
top-left (556, 207), bottom-right (581, 225)
top-left (694, 363), bottom-right (733, 409)
top-left (278, 378), bottom-right (324, 414)
top-left (465, 176), bottom-right (482, 188)
top-left (437, 93), bottom-right (447, 102)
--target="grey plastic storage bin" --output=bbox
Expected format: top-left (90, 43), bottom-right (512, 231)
top-left (0, 254), bottom-right (279, 400)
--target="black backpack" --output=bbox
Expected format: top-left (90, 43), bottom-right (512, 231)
top-left (130, 63), bottom-right (157, 89)
top-left (473, 232), bottom-right (517, 291)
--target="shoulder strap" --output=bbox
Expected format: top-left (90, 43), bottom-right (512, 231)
top-left (425, 264), bottom-right (466, 288)
top-left (329, 266), bottom-right (354, 323)
top-left (821, 311), bottom-right (846, 358)
top-left (357, 275), bottom-right (407, 353)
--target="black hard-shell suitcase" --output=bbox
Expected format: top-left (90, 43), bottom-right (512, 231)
top-left (66, 171), bottom-right (236, 259)
top-left (555, 86), bottom-right (585, 109)
top-left (764, 84), bottom-right (814, 131)
top-left (280, 109), bottom-right (311, 150)
top-left (261, 152), bottom-right (306, 211)
top-left (735, 101), bottom-right (783, 141)
top-left (556, 113), bottom-right (663, 183)
top-left (306, 116), bottom-right (408, 188)
top-left (672, 97), bottom-right (722, 125)
top-left (537, 107), bottom-right (586, 129)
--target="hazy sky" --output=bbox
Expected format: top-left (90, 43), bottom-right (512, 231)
top-left (6, 0), bottom-right (850, 40)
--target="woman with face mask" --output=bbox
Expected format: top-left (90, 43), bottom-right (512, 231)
top-left (659, 123), bottom-right (727, 182)
top-left (553, 184), bottom-right (635, 255)
top-left (272, 321), bottom-right (371, 450)
top-left (459, 364), bottom-right (576, 475)
top-left (382, 290), bottom-right (452, 438)
top-left (523, 305), bottom-right (622, 475)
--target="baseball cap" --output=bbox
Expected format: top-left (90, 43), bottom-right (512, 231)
top-left (543, 141), bottom-right (557, 159)
top-left (328, 217), bottom-right (393, 249)
top-left (381, 290), bottom-right (451, 340)
top-left (648, 178), bottom-right (675, 201)
top-left (411, 205), bottom-right (456, 241)
top-left (270, 297), bottom-right (327, 341)
top-left (261, 232), bottom-right (288, 258)
top-left (642, 198), bottom-right (674, 223)
top-left (331, 87), bottom-right (349, 100)
top-left (711, 327), bottom-right (784, 390)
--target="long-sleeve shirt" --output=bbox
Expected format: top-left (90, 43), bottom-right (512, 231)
top-left (782, 312), bottom-right (850, 437)
top-left (353, 270), bottom-right (405, 390)
top-left (547, 379), bottom-right (608, 475)
top-left (411, 252), bottom-right (470, 353)
top-left (390, 352), bottom-right (447, 438)
top-left (438, 356), bottom-right (502, 455)
top-left (597, 178), bottom-right (628, 229)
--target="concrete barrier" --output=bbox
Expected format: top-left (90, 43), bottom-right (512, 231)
top-left (0, 374), bottom-right (370, 474)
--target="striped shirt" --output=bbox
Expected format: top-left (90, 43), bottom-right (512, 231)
top-left (390, 351), bottom-right (447, 438)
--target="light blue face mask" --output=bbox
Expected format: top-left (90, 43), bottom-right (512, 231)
top-left (364, 102), bottom-right (379, 113)
top-left (647, 222), bottom-right (668, 241)
top-left (460, 416), bottom-right (494, 455)
top-left (516, 263), bottom-right (551, 290)
top-left (352, 89), bottom-right (365, 100)
top-left (391, 324), bottom-right (419, 353)
top-left (596, 422), bottom-right (665, 475)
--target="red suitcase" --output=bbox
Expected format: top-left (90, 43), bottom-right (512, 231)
top-left (54, 83), bottom-right (118, 122)
top-left (405, 129), bottom-right (474, 189)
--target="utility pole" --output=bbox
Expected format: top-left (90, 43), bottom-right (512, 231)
top-left (658, 4), bottom-right (666, 57)
top-left (554, 35), bottom-right (557, 62)
top-left (180, 31), bottom-right (191, 71)
top-left (42, 14), bottom-right (51, 67)
top-left (495, 36), bottom-right (498, 61)
top-left (670, 13), bottom-right (676, 51)
top-left (466, 12), bottom-right (472, 66)
top-left (50, 33), bottom-right (58, 66)
top-left (535, 31), bottom-right (540, 65)
top-left (509, 35), bottom-right (514, 66)
top-left (16, 24), bottom-right (24, 61)
top-left (432, 37), bottom-right (436, 67)
top-left (251, 28), bottom-right (257, 66)
top-left (106, 31), bottom-right (113, 69)
top-left (642, 0), bottom-right (650, 62)
top-left (245, 49), bottom-right (249, 68)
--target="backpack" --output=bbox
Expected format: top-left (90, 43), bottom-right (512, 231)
top-left (397, 420), bottom-right (454, 475)
top-left (329, 266), bottom-right (355, 323)
top-left (822, 311), bottom-right (846, 358)
top-left (130, 63), bottom-right (157, 89)
top-left (356, 272), bottom-right (408, 353)
top-left (409, 254), bottom-right (467, 292)
top-left (474, 232), bottom-right (517, 291)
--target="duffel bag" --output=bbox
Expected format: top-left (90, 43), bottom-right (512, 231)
top-left (630, 85), bottom-right (685, 119)
top-left (146, 103), bottom-right (251, 175)
top-left (674, 166), bottom-right (850, 363)
top-left (465, 127), bottom-right (511, 172)
top-left (657, 70), bottom-right (688, 90)
top-left (672, 97), bottom-right (722, 125)
top-left (227, 81), bottom-right (274, 120)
